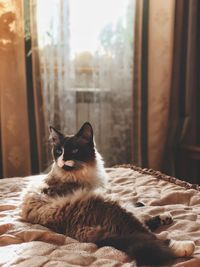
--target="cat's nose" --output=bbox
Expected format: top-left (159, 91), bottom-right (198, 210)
top-left (63, 154), bottom-right (69, 161)
top-left (64, 160), bottom-right (75, 167)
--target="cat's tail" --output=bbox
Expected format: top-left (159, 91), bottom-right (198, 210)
top-left (95, 232), bottom-right (175, 266)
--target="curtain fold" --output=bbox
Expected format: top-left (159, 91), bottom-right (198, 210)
top-left (147, 0), bottom-right (175, 171)
top-left (132, 0), bottom-right (148, 167)
top-left (29, 0), bottom-right (47, 171)
top-left (133, 0), bottom-right (175, 169)
top-left (163, 0), bottom-right (190, 175)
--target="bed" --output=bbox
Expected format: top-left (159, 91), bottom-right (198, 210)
top-left (0, 165), bottom-right (200, 267)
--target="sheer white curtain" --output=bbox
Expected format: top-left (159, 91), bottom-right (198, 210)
top-left (31, 0), bottom-right (135, 166)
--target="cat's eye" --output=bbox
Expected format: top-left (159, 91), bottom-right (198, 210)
top-left (72, 148), bottom-right (78, 154)
top-left (55, 147), bottom-right (63, 156)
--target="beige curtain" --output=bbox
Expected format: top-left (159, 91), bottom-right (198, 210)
top-left (29, 0), bottom-right (47, 171)
top-left (133, 0), bottom-right (176, 169)
top-left (132, 0), bottom-right (143, 166)
top-left (147, 0), bottom-right (175, 170)
top-left (0, 0), bottom-right (31, 178)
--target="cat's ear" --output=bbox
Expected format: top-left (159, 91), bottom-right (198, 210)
top-left (49, 126), bottom-right (64, 145)
top-left (76, 122), bottom-right (93, 144)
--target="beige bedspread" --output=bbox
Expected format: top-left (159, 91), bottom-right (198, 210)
top-left (0, 166), bottom-right (200, 267)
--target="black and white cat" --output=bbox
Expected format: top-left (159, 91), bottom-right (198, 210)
top-left (20, 122), bottom-right (195, 266)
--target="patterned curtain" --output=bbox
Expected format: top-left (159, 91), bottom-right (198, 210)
top-left (30, 0), bottom-right (135, 167)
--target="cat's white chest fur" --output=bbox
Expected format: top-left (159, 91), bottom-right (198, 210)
top-left (50, 149), bottom-right (107, 192)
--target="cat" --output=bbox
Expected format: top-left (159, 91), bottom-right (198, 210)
top-left (20, 122), bottom-right (195, 266)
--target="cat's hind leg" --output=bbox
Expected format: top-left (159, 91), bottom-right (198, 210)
top-left (145, 212), bottom-right (173, 231)
top-left (20, 191), bottom-right (71, 234)
top-left (74, 225), bottom-right (111, 243)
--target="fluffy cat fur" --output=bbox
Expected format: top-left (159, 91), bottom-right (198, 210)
top-left (20, 122), bottom-right (195, 266)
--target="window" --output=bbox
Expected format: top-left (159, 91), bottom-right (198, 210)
top-left (32, 0), bottom-right (135, 166)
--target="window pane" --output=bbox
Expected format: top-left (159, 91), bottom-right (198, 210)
top-left (33, 0), bottom-right (135, 166)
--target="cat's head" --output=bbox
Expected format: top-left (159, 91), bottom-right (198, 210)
top-left (49, 122), bottom-right (95, 171)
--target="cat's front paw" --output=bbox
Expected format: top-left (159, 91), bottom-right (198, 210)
top-left (20, 192), bottom-right (46, 222)
top-left (159, 212), bottom-right (173, 225)
top-left (145, 212), bottom-right (173, 231)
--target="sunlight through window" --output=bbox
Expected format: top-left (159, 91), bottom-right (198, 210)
top-left (37, 0), bottom-right (132, 57)
top-left (34, 0), bottom-right (135, 166)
